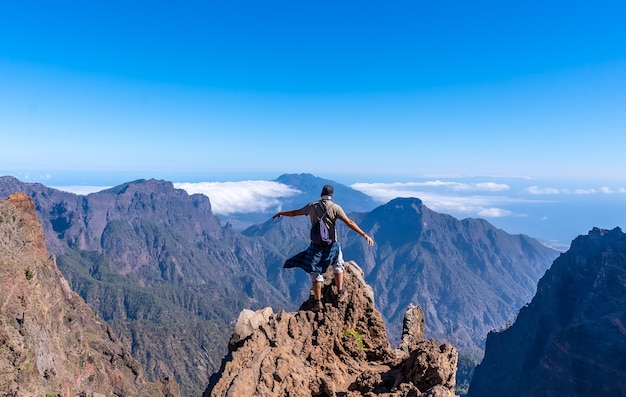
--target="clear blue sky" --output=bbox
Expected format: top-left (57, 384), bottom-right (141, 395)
top-left (2, 1), bottom-right (626, 185)
top-left (2, 1), bottom-right (626, 245)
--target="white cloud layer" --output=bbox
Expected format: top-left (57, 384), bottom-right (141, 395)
top-left (526, 185), bottom-right (623, 195)
top-left (350, 181), bottom-right (524, 218)
top-left (526, 186), bottom-right (568, 195)
top-left (478, 208), bottom-right (513, 217)
top-left (174, 181), bottom-right (301, 215)
top-left (350, 180), bottom-right (509, 197)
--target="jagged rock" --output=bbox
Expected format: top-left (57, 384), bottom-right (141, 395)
top-left (387, 340), bottom-right (457, 393)
top-left (469, 227), bottom-right (626, 397)
top-left (205, 261), bottom-right (457, 397)
top-left (396, 304), bottom-right (426, 357)
top-left (230, 307), bottom-right (276, 345)
top-left (0, 193), bottom-right (181, 397)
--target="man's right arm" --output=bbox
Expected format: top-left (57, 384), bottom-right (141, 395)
top-left (339, 215), bottom-right (374, 246)
top-left (272, 207), bottom-right (307, 220)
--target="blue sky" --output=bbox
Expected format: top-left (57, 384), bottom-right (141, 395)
top-left (1, 1), bottom-right (626, 245)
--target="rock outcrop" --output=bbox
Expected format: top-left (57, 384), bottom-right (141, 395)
top-left (468, 227), bottom-right (626, 397)
top-left (205, 261), bottom-right (457, 397)
top-left (0, 193), bottom-right (180, 397)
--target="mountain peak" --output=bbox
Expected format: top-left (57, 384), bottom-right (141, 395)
top-left (205, 261), bottom-right (458, 397)
top-left (274, 173), bottom-right (379, 214)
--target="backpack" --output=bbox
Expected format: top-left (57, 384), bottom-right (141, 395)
top-left (310, 201), bottom-right (332, 245)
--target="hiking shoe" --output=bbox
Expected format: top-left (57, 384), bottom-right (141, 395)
top-left (337, 289), bottom-right (346, 301)
top-left (312, 300), bottom-right (323, 313)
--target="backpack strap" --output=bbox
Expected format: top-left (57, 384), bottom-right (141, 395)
top-left (317, 200), bottom-right (328, 220)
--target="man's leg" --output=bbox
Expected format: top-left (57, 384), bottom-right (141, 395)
top-left (312, 279), bottom-right (323, 301)
top-left (333, 247), bottom-right (346, 296)
top-left (334, 271), bottom-right (344, 292)
top-left (311, 273), bottom-right (324, 312)
top-left (310, 273), bottom-right (324, 312)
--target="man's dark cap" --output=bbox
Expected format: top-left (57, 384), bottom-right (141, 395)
top-left (321, 184), bottom-right (334, 197)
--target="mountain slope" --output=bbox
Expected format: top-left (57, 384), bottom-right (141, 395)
top-left (247, 197), bottom-right (558, 352)
top-left (0, 193), bottom-right (180, 396)
top-left (468, 227), bottom-right (626, 397)
top-left (350, 198), bottom-right (557, 349)
top-left (0, 176), bottom-right (293, 397)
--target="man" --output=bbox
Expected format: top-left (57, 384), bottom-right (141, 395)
top-left (272, 184), bottom-right (374, 312)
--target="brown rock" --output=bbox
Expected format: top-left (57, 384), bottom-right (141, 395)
top-left (396, 304), bottom-right (426, 357)
top-left (0, 193), bottom-right (180, 397)
top-left (205, 261), bottom-right (457, 397)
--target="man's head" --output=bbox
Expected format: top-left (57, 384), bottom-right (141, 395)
top-left (321, 184), bottom-right (334, 197)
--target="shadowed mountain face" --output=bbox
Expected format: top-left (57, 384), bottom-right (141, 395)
top-left (353, 198), bottom-right (558, 350)
top-left (0, 193), bottom-right (180, 397)
top-left (468, 227), bottom-right (626, 397)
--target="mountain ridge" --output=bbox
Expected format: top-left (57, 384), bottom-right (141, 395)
top-left (0, 174), bottom-right (559, 395)
top-left (248, 196), bottom-right (558, 351)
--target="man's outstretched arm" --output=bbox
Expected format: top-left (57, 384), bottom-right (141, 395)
top-left (272, 208), bottom-right (306, 220)
top-left (339, 215), bottom-right (374, 246)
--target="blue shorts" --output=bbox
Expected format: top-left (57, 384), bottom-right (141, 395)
top-left (310, 246), bottom-right (344, 282)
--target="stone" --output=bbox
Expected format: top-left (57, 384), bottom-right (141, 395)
top-left (205, 261), bottom-right (457, 397)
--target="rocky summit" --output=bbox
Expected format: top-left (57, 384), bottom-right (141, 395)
top-left (0, 193), bottom-right (180, 397)
top-left (205, 261), bottom-right (458, 397)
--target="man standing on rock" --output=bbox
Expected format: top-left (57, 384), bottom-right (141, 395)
top-left (272, 184), bottom-right (374, 312)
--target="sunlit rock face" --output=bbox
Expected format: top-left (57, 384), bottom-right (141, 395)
top-left (0, 193), bottom-right (180, 397)
top-left (205, 261), bottom-right (458, 397)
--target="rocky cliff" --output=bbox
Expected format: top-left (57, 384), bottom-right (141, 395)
top-left (0, 193), bottom-right (180, 396)
top-left (205, 261), bottom-right (458, 397)
top-left (468, 227), bottom-right (626, 397)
